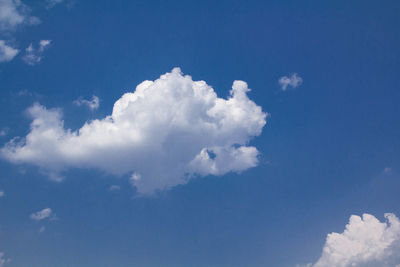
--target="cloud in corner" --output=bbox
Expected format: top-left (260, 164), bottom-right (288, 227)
top-left (0, 0), bottom-right (40, 32)
top-left (308, 213), bottom-right (400, 267)
top-left (0, 252), bottom-right (10, 267)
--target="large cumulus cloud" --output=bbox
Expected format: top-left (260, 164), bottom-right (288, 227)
top-left (1, 68), bottom-right (267, 194)
top-left (312, 213), bottom-right (400, 267)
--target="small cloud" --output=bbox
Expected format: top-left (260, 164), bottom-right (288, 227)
top-left (39, 40), bottom-right (51, 50)
top-left (16, 89), bottom-right (31, 96)
top-left (0, 252), bottom-right (10, 267)
top-left (46, 171), bottom-right (64, 182)
top-left (129, 172), bottom-right (141, 186)
top-left (278, 73), bottom-right (303, 91)
top-left (46, 0), bottom-right (75, 9)
top-left (0, 128), bottom-right (8, 137)
top-left (73, 95), bottom-right (100, 111)
top-left (0, 40), bottom-right (19, 62)
top-left (0, 190), bottom-right (4, 197)
top-left (30, 208), bottom-right (55, 221)
top-left (109, 185), bottom-right (121, 191)
top-left (46, 0), bottom-right (64, 8)
top-left (383, 167), bottom-right (392, 175)
top-left (13, 89), bottom-right (43, 99)
top-left (39, 226), bottom-right (45, 233)
top-left (22, 40), bottom-right (51, 65)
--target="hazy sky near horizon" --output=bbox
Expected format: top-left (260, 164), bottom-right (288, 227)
top-left (0, 0), bottom-right (400, 266)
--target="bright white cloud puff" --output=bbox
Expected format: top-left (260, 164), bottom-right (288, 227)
top-left (312, 213), bottom-right (400, 267)
top-left (0, 40), bottom-right (18, 62)
top-left (278, 73), bottom-right (303, 91)
top-left (1, 68), bottom-right (267, 194)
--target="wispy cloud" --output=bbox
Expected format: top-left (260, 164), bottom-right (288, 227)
top-left (46, 0), bottom-right (64, 8)
top-left (0, 252), bottom-right (10, 267)
top-left (383, 167), bottom-right (393, 175)
top-left (16, 89), bottom-right (32, 96)
top-left (109, 185), bottom-right (121, 191)
top-left (278, 73), bottom-right (303, 91)
top-left (30, 208), bottom-right (55, 221)
top-left (0, 0), bottom-right (40, 32)
top-left (129, 172), bottom-right (141, 187)
top-left (0, 128), bottom-right (8, 137)
top-left (22, 40), bottom-right (51, 65)
top-left (73, 95), bottom-right (100, 111)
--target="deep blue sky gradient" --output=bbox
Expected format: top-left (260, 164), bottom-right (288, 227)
top-left (0, 0), bottom-right (400, 266)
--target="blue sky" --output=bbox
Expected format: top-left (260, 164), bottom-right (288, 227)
top-left (0, 0), bottom-right (400, 266)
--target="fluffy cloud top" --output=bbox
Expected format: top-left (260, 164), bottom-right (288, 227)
top-left (1, 68), bottom-right (267, 194)
top-left (30, 208), bottom-right (53, 221)
top-left (278, 73), bottom-right (303, 91)
top-left (313, 213), bottom-right (400, 267)
top-left (22, 40), bottom-right (51, 65)
top-left (0, 40), bottom-right (18, 62)
top-left (73, 95), bottom-right (100, 110)
top-left (0, 0), bottom-right (39, 32)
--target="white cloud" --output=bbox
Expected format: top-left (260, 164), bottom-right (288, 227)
top-left (0, 191), bottom-right (4, 197)
top-left (1, 68), bottom-right (267, 195)
top-left (38, 39), bottom-right (51, 49)
top-left (0, 0), bottom-right (39, 32)
top-left (30, 208), bottom-right (54, 221)
top-left (22, 40), bottom-right (51, 65)
top-left (73, 95), bottom-right (100, 110)
top-left (109, 185), bottom-right (120, 191)
top-left (0, 252), bottom-right (10, 267)
top-left (0, 40), bottom-right (18, 62)
top-left (39, 226), bottom-right (45, 233)
top-left (311, 213), bottom-right (400, 267)
top-left (0, 0), bottom-right (40, 65)
top-left (278, 73), bottom-right (303, 91)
